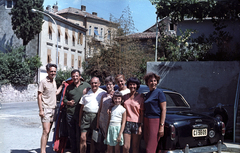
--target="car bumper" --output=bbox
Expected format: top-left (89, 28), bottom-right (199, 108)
top-left (162, 140), bottom-right (227, 153)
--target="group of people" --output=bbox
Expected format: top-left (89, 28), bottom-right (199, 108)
top-left (38, 63), bottom-right (167, 153)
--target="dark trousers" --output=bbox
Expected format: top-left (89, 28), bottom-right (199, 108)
top-left (66, 114), bottom-right (80, 153)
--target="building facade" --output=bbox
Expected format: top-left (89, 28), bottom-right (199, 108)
top-left (0, 1), bottom-right (87, 82)
top-left (56, 5), bottom-right (117, 58)
top-left (38, 6), bottom-right (87, 81)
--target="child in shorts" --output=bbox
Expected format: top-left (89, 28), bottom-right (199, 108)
top-left (104, 91), bottom-right (126, 153)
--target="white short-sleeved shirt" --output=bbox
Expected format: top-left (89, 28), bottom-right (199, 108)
top-left (109, 105), bottom-right (126, 126)
top-left (116, 88), bottom-right (130, 96)
top-left (79, 88), bottom-right (106, 113)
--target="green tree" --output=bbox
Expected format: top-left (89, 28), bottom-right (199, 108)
top-left (150, 0), bottom-right (240, 23)
top-left (10, 0), bottom-right (44, 46)
top-left (151, 0), bottom-right (240, 61)
top-left (85, 6), bottom-right (153, 82)
top-left (0, 46), bottom-right (42, 86)
top-left (158, 26), bottom-right (212, 61)
top-left (55, 69), bottom-right (72, 87)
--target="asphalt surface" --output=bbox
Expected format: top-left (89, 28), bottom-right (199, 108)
top-left (0, 101), bottom-right (55, 153)
top-left (0, 101), bottom-right (239, 153)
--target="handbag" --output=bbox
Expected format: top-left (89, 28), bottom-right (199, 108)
top-left (92, 128), bottom-right (102, 143)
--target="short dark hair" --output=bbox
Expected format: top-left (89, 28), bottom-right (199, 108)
top-left (46, 63), bottom-right (57, 71)
top-left (144, 72), bottom-right (160, 86)
top-left (112, 91), bottom-right (123, 104)
top-left (105, 76), bottom-right (115, 84)
top-left (127, 77), bottom-right (141, 90)
top-left (71, 69), bottom-right (81, 76)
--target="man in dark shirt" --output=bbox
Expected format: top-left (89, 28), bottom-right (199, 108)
top-left (63, 69), bottom-right (90, 153)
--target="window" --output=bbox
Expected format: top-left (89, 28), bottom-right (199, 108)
top-left (100, 28), bottom-right (103, 38)
top-left (72, 36), bottom-right (75, 46)
top-left (58, 52), bottom-right (60, 64)
top-left (5, 0), bottom-right (13, 9)
top-left (47, 49), bottom-right (52, 63)
top-left (71, 54), bottom-right (74, 68)
top-left (72, 31), bottom-right (76, 46)
top-left (57, 26), bottom-right (62, 42)
top-left (107, 30), bottom-right (111, 40)
top-left (48, 22), bottom-right (54, 40)
top-left (94, 27), bottom-right (99, 36)
top-left (49, 27), bottom-right (52, 40)
top-left (80, 33), bottom-right (83, 45)
top-left (78, 56), bottom-right (82, 68)
top-left (58, 32), bottom-right (60, 42)
top-left (64, 53), bottom-right (67, 66)
top-left (65, 28), bottom-right (70, 44)
top-left (170, 23), bottom-right (174, 31)
top-left (77, 32), bottom-right (83, 45)
top-left (65, 33), bottom-right (68, 44)
top-left (89, 26), bottom-right (91, 35)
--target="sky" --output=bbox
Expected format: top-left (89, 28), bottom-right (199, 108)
top-left (43, 0), bottom-right (157, 32)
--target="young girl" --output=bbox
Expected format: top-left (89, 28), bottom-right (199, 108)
top-left (104, 91), bottom-right (126, 153)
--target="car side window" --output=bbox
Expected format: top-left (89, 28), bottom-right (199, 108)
top-left (165, 93), bottom-right (188, 107)
top-left (165, 94), bottom-right (176, 107)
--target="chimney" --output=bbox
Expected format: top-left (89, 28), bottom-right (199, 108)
top-left (46, 5), bottom-right (51, 11)
top-left (52, 4), bottom-right (58, 13)
top-left (92, 12), bottom-right (97, 16)
top-left (81, 5), bottom-right (86, 11)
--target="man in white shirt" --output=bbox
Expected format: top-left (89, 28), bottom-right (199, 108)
top-left (79, 77), bottom-right (106, 153)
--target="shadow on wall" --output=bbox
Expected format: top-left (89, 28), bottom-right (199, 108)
top-left (197, 74), bottom-right (237, 109)
top-left (151, 62), bottom-right (182, 86)
top-left (0, 33), bottom-right (14, 53)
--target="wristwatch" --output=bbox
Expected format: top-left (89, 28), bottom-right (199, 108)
top-left (160, 123), bottom-right (164, 126)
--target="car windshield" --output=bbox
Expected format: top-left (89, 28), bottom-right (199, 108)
top-left (164, 92), bottom-right (189, 108)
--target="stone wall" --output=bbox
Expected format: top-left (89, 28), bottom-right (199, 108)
top-left (0, 84), bottom-right (38, 103)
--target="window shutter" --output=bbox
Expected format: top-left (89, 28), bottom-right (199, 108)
top-left (47, 49), bottom-right (52, 63)
top-left (71, 54), bottom-right (74, 68)
top-left (78, 56), bottom-right (81, 68)
top-left (64, 53), bottom-right (67, 66)
top-left (80, 33), bottom-right (83, 45)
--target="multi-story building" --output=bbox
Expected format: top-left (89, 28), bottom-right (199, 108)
top-left (56, 5), bottom-right (117, 58)
top-left (0, 1), bottom-right (87, 82)
top-left (38, 5), bottom-right (87, 81)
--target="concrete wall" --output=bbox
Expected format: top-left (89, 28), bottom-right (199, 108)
top-left (147, 61), bottom-right (240, 128)
top-left (177, 19), bottom-right (240, 54)
top-left (0, 84), bottom-right (38, 103)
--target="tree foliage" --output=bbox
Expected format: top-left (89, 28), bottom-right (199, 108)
top-left (10, 0), bottom-right (44, 46)
top-left (55, 69), bottom-right (72, 87)
top-left (151, 0), bottom-right (240, 61)
top-left (150, 0), bottom-right (240, 22)
top-left (158, 28), bottom-right (211, 61)
top-left (0, 46), bottom-right (42, 86)
top-left (112, 6), bottom-right (137, 36)
top-left (85, 6), bottom-right (153, 83)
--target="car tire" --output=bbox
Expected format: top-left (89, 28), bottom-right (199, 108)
top-left (214, 108), bottom-right (228, 125)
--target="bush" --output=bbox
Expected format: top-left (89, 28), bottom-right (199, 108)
top-left (55, 68), bottom-right (72, 87)
top-left (0, 46), bottom-right (42, 86)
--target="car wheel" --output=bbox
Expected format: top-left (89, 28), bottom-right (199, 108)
top-left (214, 110), bottom-right (228, 125)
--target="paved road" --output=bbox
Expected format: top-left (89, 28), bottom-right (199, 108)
top-left (0, 101), bottom-right (239, 153)
top-left (0, 101), bottom-right (55, 153)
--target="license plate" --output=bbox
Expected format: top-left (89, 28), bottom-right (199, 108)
top-left (192, 128), bottom-right (207, 137)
